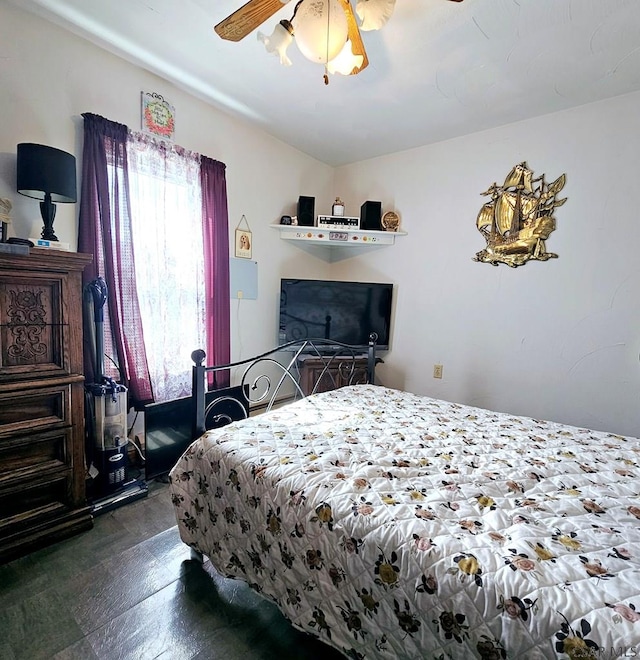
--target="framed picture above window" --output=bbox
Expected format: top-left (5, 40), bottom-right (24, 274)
top-left (141, 92), bottom-right (175, 140)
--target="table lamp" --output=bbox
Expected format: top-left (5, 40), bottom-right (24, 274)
top-left (17, 143), bottom-right (77, 242)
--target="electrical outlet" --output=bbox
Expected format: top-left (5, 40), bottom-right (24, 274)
top-left (433, 364), bottom-right (443, 379)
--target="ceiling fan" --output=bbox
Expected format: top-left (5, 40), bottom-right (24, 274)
top-left (214, 0), bottom-right (464, 82)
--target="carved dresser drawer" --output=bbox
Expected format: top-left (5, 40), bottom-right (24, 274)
top-left (0, 249), bottom-right (93, 563)
top-left (0, 427), bottom-right (72, 478)
top-left (0, 383), bottom-right (76, 436)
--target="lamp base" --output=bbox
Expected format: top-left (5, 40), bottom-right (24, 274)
top-left (41, 228), bottom-right (59, 241)
top-left (40, 227), bottom-right (59, 243)
top-left (40, 195), bottom-right (59, 242)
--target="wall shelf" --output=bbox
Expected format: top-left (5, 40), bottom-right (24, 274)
top-left (272, 224), bottom-right (407, 247)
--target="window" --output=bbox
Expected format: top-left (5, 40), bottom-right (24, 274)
top-left (126, 135), bottom-right (206, 401)
top-left (79, 113), bottom-right (230, 407)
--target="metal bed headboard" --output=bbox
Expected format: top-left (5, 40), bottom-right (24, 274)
top-left (191, 333), bottom-right (379, 439)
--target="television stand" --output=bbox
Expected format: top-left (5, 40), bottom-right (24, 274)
top-left (296, 354), bottom-right (373, 396)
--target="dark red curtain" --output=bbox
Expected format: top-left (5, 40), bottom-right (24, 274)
top-left (78, 112), bottom-right (153, 405)
top-left (200, 156), bottom-right (230, 387)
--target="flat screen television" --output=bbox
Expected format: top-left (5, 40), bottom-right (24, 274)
top-left (279, 278), bottom-right (393, 349)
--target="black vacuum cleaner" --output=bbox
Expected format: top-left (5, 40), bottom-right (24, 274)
top-left (85, 277), bottom-right (147, 515)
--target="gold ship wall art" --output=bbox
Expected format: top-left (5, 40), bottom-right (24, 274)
top-left (474, 162), bottom-right (567, 268)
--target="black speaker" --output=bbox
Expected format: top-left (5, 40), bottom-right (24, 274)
top-left (297, 196), bottom-right (315, 227)
top-left (360, 201), bottom-right (382, 230)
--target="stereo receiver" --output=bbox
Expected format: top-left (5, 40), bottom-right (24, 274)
top-left (317, 215), bottom-right (360, 229)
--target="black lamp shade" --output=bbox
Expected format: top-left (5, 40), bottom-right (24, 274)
top-left (17, 143), bottom-right (77, 203)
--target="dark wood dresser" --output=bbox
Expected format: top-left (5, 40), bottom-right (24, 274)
top-left (0, 248), bottom-right (93, 563)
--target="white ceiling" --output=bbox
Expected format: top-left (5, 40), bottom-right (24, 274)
top-left (9, 0), bottom-right (640, 166)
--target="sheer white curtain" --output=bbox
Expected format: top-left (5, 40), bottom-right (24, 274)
top-left (127, 133), bottom-right (206, 402)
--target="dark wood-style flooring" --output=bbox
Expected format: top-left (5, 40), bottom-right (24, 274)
top-left (0, 481), bottom-right (344, 660)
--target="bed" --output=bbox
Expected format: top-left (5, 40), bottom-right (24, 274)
top-left (169, 338), bottom-right (640, 659)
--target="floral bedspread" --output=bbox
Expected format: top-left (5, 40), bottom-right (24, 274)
top-left (169, 385), bottom-right (640, 660)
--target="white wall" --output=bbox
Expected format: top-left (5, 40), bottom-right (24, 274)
top-left (2, 4), bottom-right (638, 438)
top-left (0, 3), bottom-right (334, 362)
top-left (334, 92), bottom-right (640, 437)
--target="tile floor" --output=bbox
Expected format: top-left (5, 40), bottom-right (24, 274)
top-left (0, 480), bottom-right (344, 660)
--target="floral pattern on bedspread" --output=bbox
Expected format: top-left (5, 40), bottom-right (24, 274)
top-left (169, 385), bottom-right (640, 660)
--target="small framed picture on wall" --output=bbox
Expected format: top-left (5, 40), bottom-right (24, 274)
top-left (141, 92), bottom-right (175, 140)
top-left (235, 229), bottom-right (252, 259)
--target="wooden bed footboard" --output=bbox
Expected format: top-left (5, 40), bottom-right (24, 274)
top-left (191, 333), bottom-right (380, 439)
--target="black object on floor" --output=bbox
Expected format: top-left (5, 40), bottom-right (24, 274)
top-left (91, 478), bottom-right (148, 516)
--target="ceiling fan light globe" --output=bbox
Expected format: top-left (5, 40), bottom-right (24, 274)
top-left (326, 40), bottom-right (364, 75)
top-left (258, 20), bottom-right (294, 66)
top-left (356, 0), bottom-right (396, 31)
top-left (292, 0), bottom-right (348, 64)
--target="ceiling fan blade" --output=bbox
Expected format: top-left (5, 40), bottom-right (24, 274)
top-left (215, 0), bottom-right (290, 42)
top-left (337, 0), bottom-right (368, 75)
